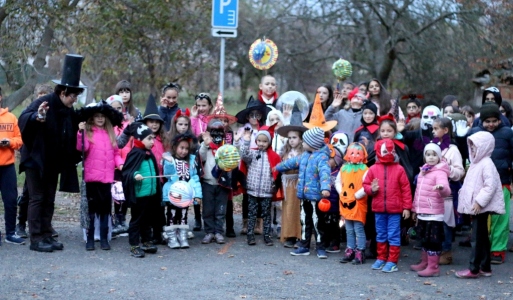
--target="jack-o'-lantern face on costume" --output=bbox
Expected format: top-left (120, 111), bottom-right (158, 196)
top-left (343, 143), bottom-right (368, 164)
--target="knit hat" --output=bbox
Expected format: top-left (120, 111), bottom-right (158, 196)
top-left (362, 100), bottom-right (378, 116)
top-left (423, 143), bottom-right (442, 160)
top-left (303, 127), bottom-right (325, 150)
top-left (131, 122), bottom-right (153, 141)
top-left (479, 102), bottom-right (500, 121)
top-left (482, 87), bottom-right (502, 106)
top-left (106, 95), bottom-right (124, 108)
top-left (257, 123), bottom-right (277, 142)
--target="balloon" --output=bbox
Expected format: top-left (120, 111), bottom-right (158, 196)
top-left (215, 144), bottom-right (241, 172)
top-left (167, 181), bottom-right (194, 208)
top-left (275, 91), bottom-right (310, 121)
top-left (332, 59), bottom-right (352, 81)
top-left (248, 38), bottom-right (278, 70)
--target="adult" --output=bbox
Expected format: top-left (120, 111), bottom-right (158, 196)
top-left (19, 54), bottom-right (84, 252)
top-left (368, 78), bottom-right (405, 121)
top-left (471, 87), bottom-right (511, 128)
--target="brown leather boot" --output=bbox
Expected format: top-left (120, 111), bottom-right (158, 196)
top-left (439, 251), bottom-right (452, 265)
top-left (254, 218), bottom-right (263, 235)
top-left (240, 219), bottom-right (248, 235)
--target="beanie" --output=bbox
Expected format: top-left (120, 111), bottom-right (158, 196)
top-left (423, 143), bottom-right (442, 161)
top-left (106, 95), bottom-right (124, 108)
top-left (362, 100), bottom-right (378, 116)
top-left (479, 102), bottom-right (500, 122)
top-left (131, 122), bottom-right (153, 141)
top-left (303, 127), bottom-right (325, 150)
top-left (482, 87), bottom-right (502, 106)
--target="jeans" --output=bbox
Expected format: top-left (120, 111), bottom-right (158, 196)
top-left (442, 223), bottom-right (453, 251)
top-left (346, 220), bottom-right (366, 250)
top-left (0, 164), bottom-right (18, 236)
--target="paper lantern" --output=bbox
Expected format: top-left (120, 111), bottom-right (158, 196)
top-left (168, 181), bottom-right (194, 208)
top-left (332, 59), bottom-right (353, 81)
top-left (215, 144), bottom-right (241, 172)
top-left (318, 198), bottom-right (331, 212)
top-left (248, 38), bottom-right (278, 70)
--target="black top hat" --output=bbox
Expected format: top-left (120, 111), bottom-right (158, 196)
top-left (52, 54), bottom-right (86, 89)
top-left (142, 94), bottom-right (164, 122)
top-left (235, 96), bottom-right (268, 125)
top-left (276, 102), bottom-right (307, 137)
top-left (76, 100), bottom-right (124, 127)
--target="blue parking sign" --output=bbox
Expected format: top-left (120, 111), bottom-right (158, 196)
top-left (211, 0), bottom-right (239, 28)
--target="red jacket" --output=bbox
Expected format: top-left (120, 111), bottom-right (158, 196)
top-left (363, 162), bottom-right (412, 214)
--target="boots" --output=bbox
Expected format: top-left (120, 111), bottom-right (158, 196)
top-left (177, 225), bottom-right (189, 249)
top-left (99, 214), bottom-right (110, 250)
top-left (410, 250), bottom-right (428, 271)
top-left (340, 248), bottom-right (355, 263)
top-left (112, 214), bottom-right (127, 235)
top-left (255, 218), bottom-right (263, 235)
top-left (193, 204), bottom-right (202, 231)
top-left (240, 219), bottom-right (248, 235)
top-left (164, 225), bottom-right (180, 249)
top-left (352, 249), bottom-right (365, 264)
top-left (86, 214), bottom-right (95, 251)
top-left (417, 253), bottom-right (440, 277)
top-left (439, 251), bottom-right (453, 265)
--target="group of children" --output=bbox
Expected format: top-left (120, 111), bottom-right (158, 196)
top-left (3, 77), bottom-right (511, 281)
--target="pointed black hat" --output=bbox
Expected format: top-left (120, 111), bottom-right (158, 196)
top-left (276, 102), bottom-right (307, 137)
top-left (52, 54), bottom-right (87, 89)
top-left (235, 96), bottom-right (268, 125)
top-left (76, 100), bottom-right (124, 127)
top-left (143, 94), bottom-right (164, 122)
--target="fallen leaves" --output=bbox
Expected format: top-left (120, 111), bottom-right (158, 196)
top-left (160, 267), bottom-right (167, 270)
top-left (283, 270), bottom-right (293, 275)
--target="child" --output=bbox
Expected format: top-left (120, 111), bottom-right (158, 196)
top-left (167, 109), bottom-right (195, 148)
top-left (240, 124), bottom-right (281, 246)
top-left (405, 97), bottom-right (422, 124)
top-left (162, 133), bottom-right (202, 249)
top-left (199, 120), bottom-right (233, 244)
top-left (467, 103), bottom-right (513, 264)
top-left (325, 87), bottom-right (365, 142)
top-left (336, 142), bottom-right (368, 264)
top-left (354, 101), bottom-right (379, 146)
top-left (276, 127), bottom-right (331, 258)
top-left (115, 80), bottom-right (142, 121)
top-left (431, 117), bottom-right (465, 265)
top-left (142, 95), bottom-right (167, 244)
top-left (77, 101), bottom-right (124, 251)
top-left (460, 105), bottom-right (475, 128)
top-left (455, 131), bottom-right (505, 278)
top-left (257, 75), bottom-right (278, 108)
top-left (121, 122), bottom-right (161, 258)
top-left (368, 79), bottom-right (404, 120)
top-left (363, 139), bottom-right (412, 272)
top-left (323, 144), bottom-right (344, 254)
top-left (410, 143), bottom-right (451, 277)
top-left (276, 125), bottom-right (305, 247)
top-left (158, 82), bottom-right (181, 131)
top-left (266, 108), bottom-right (286, 154)
top-left (191, 93), bottom-right (214, 136)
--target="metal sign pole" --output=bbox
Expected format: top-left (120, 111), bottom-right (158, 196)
top-left (219, 37), bottom-right (225, 96)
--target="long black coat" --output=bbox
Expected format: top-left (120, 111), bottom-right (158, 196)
top-left (19, 93), bottom-right (81, 192)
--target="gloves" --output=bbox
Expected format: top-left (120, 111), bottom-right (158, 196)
top-left (455, 120), bottom-right (469, 137)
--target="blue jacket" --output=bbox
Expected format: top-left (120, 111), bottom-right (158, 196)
top-left (468, 123), bottom-right (513, 185)
top-left (161, 153), bottom-right (202, 204)
top-left (276, 145), bottom-right (331, 201)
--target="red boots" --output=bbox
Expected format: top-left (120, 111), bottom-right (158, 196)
top-left (410, 250), bottom-right (428, 271)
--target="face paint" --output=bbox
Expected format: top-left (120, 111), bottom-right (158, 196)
top-left (210, 129), bottom-right (225, 145)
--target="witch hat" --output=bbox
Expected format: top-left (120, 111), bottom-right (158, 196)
top-left (76, 100), bottom-right (124, 127)
top-left (276, 102), bottom-right (307, 137)
top-left (52, 54), bottom-right (87, 88)
top-left (303, 92), bottom-right (337, 131)
top-left (207, 94), bottom-right (238, 125)
top-left (143, 94), bottom-right (164, 122)
top-left (235, 95), bottom-right (268, 125)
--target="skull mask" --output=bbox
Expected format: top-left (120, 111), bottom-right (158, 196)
top-left (206, 120), bottom-right (226, 145)
top-left (421, 105), bottom-right (441, 130)
top-left (330, 131), bottom-right (349, 157)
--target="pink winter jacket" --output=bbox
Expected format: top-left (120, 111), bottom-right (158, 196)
top-left (152, 135), bottom-right (165, 177)
top-left (77, 127), bottom-right (123, 183)
top-left (412, 162), bottom-right (451, 215)
top-left (191, 114), bottom-right (208, 136)
top-left (457, 131), bottom-right (505, 215)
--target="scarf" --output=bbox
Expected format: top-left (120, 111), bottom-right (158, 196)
top-left (431, 134), bottom-right (451, 151)
top-left (420, 163), bottom-right (434, 174)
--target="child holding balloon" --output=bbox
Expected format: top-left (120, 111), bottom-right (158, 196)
top-left (161, 133), bottom-right (202, 249)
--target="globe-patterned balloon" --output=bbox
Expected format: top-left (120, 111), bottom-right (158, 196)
top-left (168, 181), bottom-right (194, 208)
top-left (332, 59), bottom-right (352, 81)
top-left (215, 144), bottom-right (241, 172)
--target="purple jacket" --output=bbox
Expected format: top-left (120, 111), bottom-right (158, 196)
top-left (412, 162), bottom-right (451, 215)
top-left (77, 127), bottom-right (123, 183)
top-left (458, 131), bottom-right (505, 215)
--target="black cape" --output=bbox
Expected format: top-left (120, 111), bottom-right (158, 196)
top-left (122, 146), bottom-right (162, 205)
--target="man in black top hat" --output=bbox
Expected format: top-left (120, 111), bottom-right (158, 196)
top-left (19, 54), bottom-right (85, 252)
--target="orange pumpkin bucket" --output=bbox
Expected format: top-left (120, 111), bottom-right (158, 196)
top-left (318, 198), bottom-right (331, 212)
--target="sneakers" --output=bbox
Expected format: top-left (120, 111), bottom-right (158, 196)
top-left (340, 248), bottom-right (355, 263)
top-left (214, 233), bottom-right (225, 244)
top-left (382, 262), bottom-right (398, 273)
top-left (326, 245), bottom-right (341, 253)
top-left (455, 269), bottom-right (479, 279)
top-left (352, 249), bottom-right (365, 264)
top-left (130, 246), bottom-right (145, 258)
top-left (141, 242), bottom-right (158, 254)
top-left (371, 259), bottom-right (386, 270)
top-left (479, 269), bottom-right (492, 277)
top-left (5, 235), bottom-right (25, 245)
top-left (247, 234), bottom-right (256, 245)
top-left (187, 230), bottom-right (195, 239)
top-left (490, 251), bottom-right (505, 264)
top-left (201, 233), bottom-right (215, 244)
top-left (290, 247), bottom-right (310, 256)
top-left (264, 235), bottom-right (274, 246)
top-left (15, 224), bottom-right (28, 238)
top-left (283, 239), bottom-right (296, 248)
top-left (316, 249), bottom-right (328, 259)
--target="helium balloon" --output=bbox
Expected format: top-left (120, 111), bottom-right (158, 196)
top-left (332, 59), bottom-right (353, 81)
top-left (275, 91), bottom-right (310, 121)
top-left (215, 144), bottom-right (241, 172)
top-left (168, 181), bottom-right (194, 208)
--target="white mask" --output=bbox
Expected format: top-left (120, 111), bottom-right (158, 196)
top-left (421, 105), bottom-right (441, 130)
top-left (330, 132), bottom-right (349, 156)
